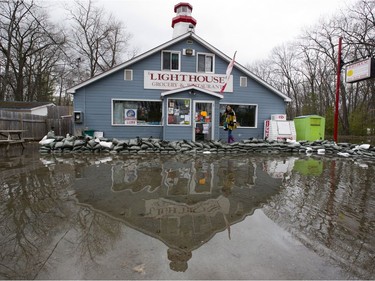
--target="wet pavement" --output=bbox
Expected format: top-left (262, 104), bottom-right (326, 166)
top-left (0, 143), bottom-right (374, 280)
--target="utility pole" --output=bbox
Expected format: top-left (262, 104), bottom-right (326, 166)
top-left (334, 37), bottom-right (342, 143)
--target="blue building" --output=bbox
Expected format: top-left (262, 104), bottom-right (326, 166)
top-left (68, 2), bottom-right (291, 142)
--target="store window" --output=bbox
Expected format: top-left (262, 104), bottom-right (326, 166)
top-left (162, 51), bottom-right (180, 71)
top-left (167, 98), bottom-right (191, 125)
top-left (112, 100), bottom-right (162, 125)
top-left (219, 104), bottom-right (257, 128)
top-left (197, 53), bottom-right (214, 73)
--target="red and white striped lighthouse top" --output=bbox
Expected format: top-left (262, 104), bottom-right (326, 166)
top-left (172, 2), bottom-right (197, 38)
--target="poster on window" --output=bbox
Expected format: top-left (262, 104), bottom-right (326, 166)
top-left (124, 109), bottom-right (137, 125)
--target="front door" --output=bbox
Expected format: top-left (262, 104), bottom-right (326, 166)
top-left (193, 101), bottom-right (214, 142)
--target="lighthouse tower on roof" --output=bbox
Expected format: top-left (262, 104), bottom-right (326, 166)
top-left (172, 2), bottom-right (197, 38)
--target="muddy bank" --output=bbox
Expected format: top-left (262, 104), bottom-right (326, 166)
top-left (38, 136), bottom-right (375, 160)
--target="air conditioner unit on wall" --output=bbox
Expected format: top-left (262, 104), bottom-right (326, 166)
top-left (183, 48), bottom-right (195, 56)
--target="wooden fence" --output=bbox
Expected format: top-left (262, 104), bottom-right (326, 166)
top-left (0, 106), bottom-right (73, 140)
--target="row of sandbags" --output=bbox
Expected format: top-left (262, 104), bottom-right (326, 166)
top-left (38, 135), bottom-right (375, 160)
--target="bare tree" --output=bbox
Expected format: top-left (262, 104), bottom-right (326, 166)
top-left (66, 0), bottom-right (132, 81)
top-left (271, 43), bottom-right (306, 117)
top-left (340, 0), bottom-right (375, 133)
top-left (0, 0), bottom-right (65, 101)
top-left (246, 59), bottom-right (274, 84)
top-left (247, 0), bottom-right (375, 136)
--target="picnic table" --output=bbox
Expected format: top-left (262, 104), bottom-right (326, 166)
top-left (0, 130), bottom-right (26, 150)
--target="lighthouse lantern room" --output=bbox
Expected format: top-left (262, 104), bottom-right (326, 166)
top-left (172, 2), bottom-right (197, 38)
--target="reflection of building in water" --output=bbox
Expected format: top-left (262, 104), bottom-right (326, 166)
top-left (263, 157), bottom-right (296, 179)
top-left (144, 195), bottom-right (230, 231)
top-left (72, 154), bottom-right (284, 272)
top-left (167, 248), bottom-right (192, 272)
top-left (161, 158), bottom-right (200, 196)
top-left (111, 155), bottom-right (257, 197)
top-left (111, 158), bottom-right (162, 193)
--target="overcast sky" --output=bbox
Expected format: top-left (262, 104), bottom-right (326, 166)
top-left (50, 0), bottom-right (358, 65)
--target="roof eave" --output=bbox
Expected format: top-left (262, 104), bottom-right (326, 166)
top-left (188, 34), bottom-right (291, 102)
top-left (31, 103), bottom-right (55, 111)
top-left (161, 85), bottom-right (223, 99)
top-left (67, 33), bottom-right (193, 94)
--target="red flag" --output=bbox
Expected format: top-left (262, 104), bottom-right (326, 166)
top-left (220, 51), bottom-right (237, 93)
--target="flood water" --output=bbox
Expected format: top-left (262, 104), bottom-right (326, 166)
top-left (0, 143), bottom-right (374, 279)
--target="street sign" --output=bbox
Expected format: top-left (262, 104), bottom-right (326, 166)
top-left (345, 57), bottom-right (375, 83)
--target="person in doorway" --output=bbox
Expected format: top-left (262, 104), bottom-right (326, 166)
top-left (224, 105), bottom-right (237, 143)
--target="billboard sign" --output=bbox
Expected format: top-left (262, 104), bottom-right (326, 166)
top-left (144, 70), bottom-right (233, 92)
top-left (345, 57), bottom-right (375, 83)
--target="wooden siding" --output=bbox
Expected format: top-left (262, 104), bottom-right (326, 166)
top-left (0, 106), bottom-right (72, 140)
top-left (72, 36), bottom-right (287, 141)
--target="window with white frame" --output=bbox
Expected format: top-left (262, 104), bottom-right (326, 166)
top-left (240, 76), bottom-right (247, 87)
top-left (167, 98), bottom-right (191, 125)
top-left (124, 69), bottom-right (133, 81)
top-left (162, 51), bottom-right (180, 71)
top-left (197, 53), bottom-right (214, 73)
top-left (220, 104), bottom-right (257, 128)
top-left (112, 100), bottom-right (162, 125)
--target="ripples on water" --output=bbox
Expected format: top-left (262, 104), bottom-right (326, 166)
top-left (0, 144), bottom-right (374, 279)
top-left (263, 158), bottom-right (375, 279)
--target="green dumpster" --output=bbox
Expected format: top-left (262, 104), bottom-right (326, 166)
top-left (83, 129), bottom-right (96, 137)
top-left (294, 115), bottom-right (325, 141)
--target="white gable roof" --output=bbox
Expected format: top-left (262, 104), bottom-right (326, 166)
top-left (67, 32), bottom-right (291, 102)
top-left (161, 85), bottom-right (223, 99)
